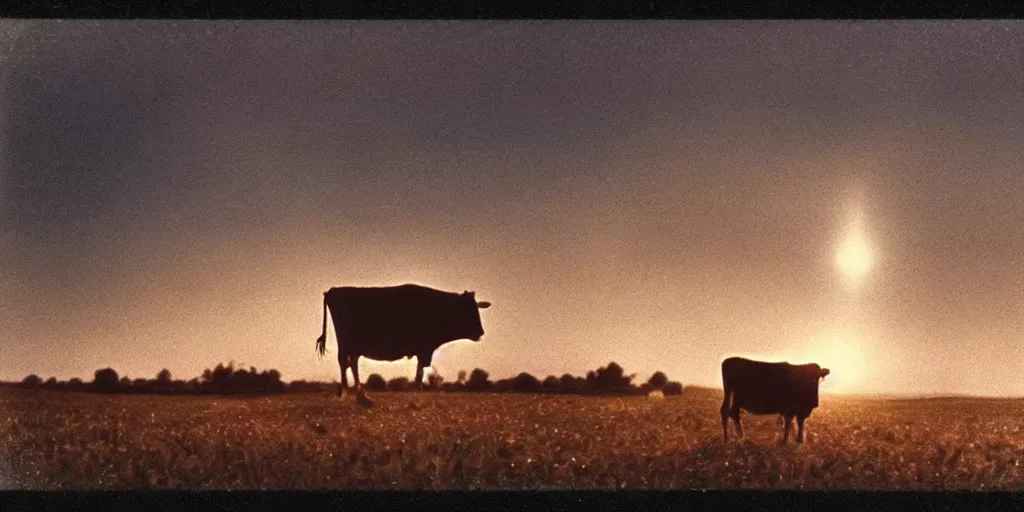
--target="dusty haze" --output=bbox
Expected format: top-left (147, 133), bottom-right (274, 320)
top-left (2, 21), bottom-right (1022, 396)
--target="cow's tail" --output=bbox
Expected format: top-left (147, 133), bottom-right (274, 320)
top-left (315, 293), bottom-right (328, 358)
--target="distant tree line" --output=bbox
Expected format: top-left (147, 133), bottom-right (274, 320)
top-left (15, 361), bottom-right (684, 397)
top-left (370, 362), bottom-right (685, 397)
top-left (17, 362), bottom-right (288, 395)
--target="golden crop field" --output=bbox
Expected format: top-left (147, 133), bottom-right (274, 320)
top-left (3, 386), bottom-right (1024, 490)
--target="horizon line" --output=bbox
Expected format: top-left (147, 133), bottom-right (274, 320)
top-left (4, 380), bottom-right (1022, 400)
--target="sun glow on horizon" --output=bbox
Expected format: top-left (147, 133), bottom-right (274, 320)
top-left (801, 331), bottom-right (868, 394)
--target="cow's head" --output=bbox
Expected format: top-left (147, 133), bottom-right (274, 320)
top-left (802, 363), bottom-right (829, 409)
top-left (458, 291), bottom-right (491, 342)
top-left (802, 363), bottom-right (830, 383)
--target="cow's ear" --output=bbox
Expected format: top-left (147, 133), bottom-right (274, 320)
top-left (477, 301), bottom-right (491, 309)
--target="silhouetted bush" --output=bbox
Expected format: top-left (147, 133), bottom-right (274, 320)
top-left (157, 368), bottom-right (172, 383)
top-left (542, 375), bottom-right (560, 392)
top-left (287, 380), bottom-right (325, 393)
top-left (592, 362), bottom-right (635, 394)
top-left (92, 368), bottom-right (120, 393)
top-left (132, 378), bottom-right (152, 394)
top-left (456, 370), bottom-right (468, 385)
top-left (20, 374), bottom-right (42, 389)
top-left (663, 381), bottom-right (683, 396)
top-left (466, 368), bottom-right (492, 392)
top-left (202, 363), bottom-right (235, 393)
top-left (41, 377), bottom-right (58, 390)
top-left (232, 369), bottom-right (251, 390)
top-left (265, 370), bottom-right (286, 393)
top-left (188, 362), bottom-right (285, 394)
top-left (512, 373), bottom-right (542, 393)
top-left (169, 379), bottom-right (188, 394)
top-left (388, 377), bottom-right (410, 391)
top-left (365, 374), bottom-right (387, 391)
top-left (427, 372), bottom-right (444, 391)
top-left (648, 371), bottom-right (668, 390)
top-left (560, 373), bottom-right (585, 393)
top-left (156, 369), bottom-right (172, 393)
top-left (493, 378), bottom-right (515, 393)
top-left (67, 378), bottom-right (85, 392)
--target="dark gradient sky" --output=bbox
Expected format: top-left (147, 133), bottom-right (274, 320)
top-left (2, 21), bottom-right (1022, 395)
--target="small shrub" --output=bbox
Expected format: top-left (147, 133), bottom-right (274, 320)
top-left (388, 377), bottom-right (410, 391)
top-left (156, 369), bottom-right (172, 383)
top-left (67, 377), bottom-right (85, 391)
top-left (134, 378), bottom-right (154, 394)
top-left (365, 374), bottom-right (387, 391)
top-left (663, 381), bottom-right (683, 396)
top-left (92, 368), bottom-right (120, 393)
top-left (560, 374), bottom-right (585, 394)
top-left (648, 371), bottom-right (669, 390)
top-left (493, 378), bottom-right (515, 393)
top-left (511, 373), bottom-right (542, 393)
top-left (19, 374), bottom-right (42, 389)
top-left (466, 368), bottom-right (492, 392)
top-left (427, 372), bottom-right (444, 391)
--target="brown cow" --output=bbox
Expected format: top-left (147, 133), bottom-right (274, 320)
top-left (720, 356), bottom-right (830, 444)
top-left (314, 284), bottom-right (491, 407)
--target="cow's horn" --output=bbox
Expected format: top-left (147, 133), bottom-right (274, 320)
top-left (477, 301), bottom-right (491, 309)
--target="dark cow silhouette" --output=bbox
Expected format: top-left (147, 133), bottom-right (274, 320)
top-left (314, 284), bottom-right (491, 405)
top-left (720, 356), bottom-right (830, 444)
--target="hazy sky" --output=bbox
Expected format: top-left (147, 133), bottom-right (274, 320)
top-left (2, 20), bottom-right (1022, 396)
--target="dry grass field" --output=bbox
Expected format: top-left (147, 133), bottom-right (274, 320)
top-left (3, 386), bottom-right (1024, 490)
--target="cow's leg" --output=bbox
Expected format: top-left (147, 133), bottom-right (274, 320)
top-left (413, 365), bottom-right (425, 391)
top-left (796, 415), bottom-right (807, 443)
top-left (781, 414), bottom-right (794, 445)
top-left (337, 351), bottom-right (349, 397)
top-left (349, 355), bottom-right (375, 408)
top-left (720, 402), bottom-right (730, 442)
top-left (730, 405), bottom-right (743, 439)
top-left (721, 385), bottom-right (733, 442)
top-left (416, 352), bottom-right (433, 390)
top-left (349, 355), bottom-right (362, 393)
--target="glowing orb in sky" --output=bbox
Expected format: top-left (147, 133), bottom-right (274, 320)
top-left (835, 225), bottom-right (874, 279)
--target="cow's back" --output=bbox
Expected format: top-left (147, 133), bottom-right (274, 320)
top-left (326, 285), bottom-right (453, 357)
top-left (723, 357), bottom-right (817, 415)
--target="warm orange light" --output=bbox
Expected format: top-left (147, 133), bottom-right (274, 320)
top-left (836, 224), bottom-right (874, 279)
top-left (801, 331), bottom-right (867, 394)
